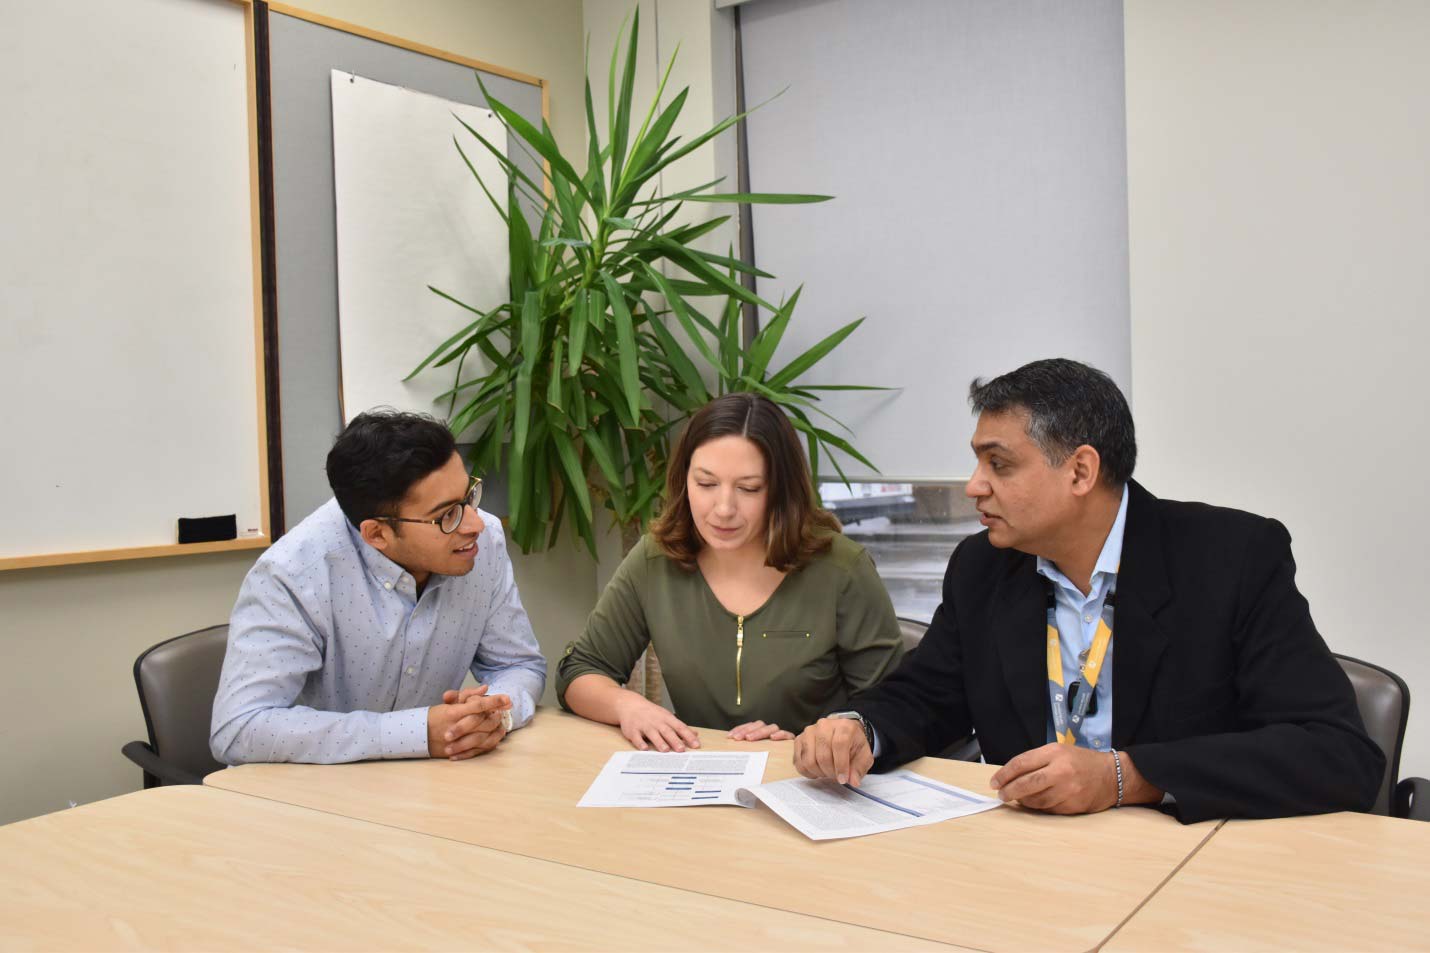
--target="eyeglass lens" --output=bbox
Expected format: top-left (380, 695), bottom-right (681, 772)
top-left (439, 480), bottom-right (482, 533)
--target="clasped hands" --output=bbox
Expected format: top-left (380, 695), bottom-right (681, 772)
top-left (427, 685), bottom-right (512, 760)
top-left (794, 717), bottom-right (1129, 815)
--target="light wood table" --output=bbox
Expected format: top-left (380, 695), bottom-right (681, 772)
top-left (0, 784), bottom-right (961, 952)
top-left (1103, 810), bottom-right (1430, 951)
top-left (207, 708), bottom-right (1218, 951)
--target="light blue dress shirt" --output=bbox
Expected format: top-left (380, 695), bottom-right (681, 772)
top-left (1036, 483), bottom-right (1128, 751)
top-left (210, 499), bottom-right (547, 765)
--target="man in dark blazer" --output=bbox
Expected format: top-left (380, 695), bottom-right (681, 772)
top-left (794, 359), bottom-right (1383, 823)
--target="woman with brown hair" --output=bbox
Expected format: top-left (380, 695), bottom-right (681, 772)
top-left (556, 393), bottom-right (905, 752)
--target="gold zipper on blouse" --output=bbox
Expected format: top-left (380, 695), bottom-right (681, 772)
top-left (735, 614), bottom-right (745, 707)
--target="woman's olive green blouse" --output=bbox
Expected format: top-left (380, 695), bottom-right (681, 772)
top-left (556, 533), bottom-right (905, 733)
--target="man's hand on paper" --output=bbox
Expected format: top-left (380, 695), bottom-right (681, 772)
top-left (613, 693), bottom-right (701, 752)
top-left (427, 686), bottom-right (510, 760)
top-left (988, 743), bottom-right (1117, 814)
top-left (728, 720), bottom-right (795, 742)
top-left (793, 716), bottom-right (873, 786)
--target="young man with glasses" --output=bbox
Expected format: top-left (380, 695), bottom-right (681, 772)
top-left (210, 410), bottom-right (546, 765)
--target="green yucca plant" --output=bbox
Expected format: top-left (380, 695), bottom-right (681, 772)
top-left (410, 8), bottom-right (880, 556)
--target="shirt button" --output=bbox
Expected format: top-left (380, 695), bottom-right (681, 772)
top-left (406, 667), bottom-right (415, 676)
top-left (1093, 738), bottom-right (1104, 748)
top-left (1084, 614), bottom-right (1094, 623)
top-left (384, 582), bottom-right (393, 590)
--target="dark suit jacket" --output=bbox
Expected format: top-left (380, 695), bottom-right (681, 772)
top-left (854, 481), bottom-right (1384, 823)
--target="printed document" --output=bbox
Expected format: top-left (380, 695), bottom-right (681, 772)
top-left (578, 751), bottom-right (768, 807)
top-left (736, 770), bottom-right (1002, 840)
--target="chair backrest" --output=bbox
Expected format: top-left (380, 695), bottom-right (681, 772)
top-left (134, 624), bottom-right (230, 782)
top-left (897, 616), bottom-right (929, 655)
top-left (1335, 654), bottom-right (1409, 816)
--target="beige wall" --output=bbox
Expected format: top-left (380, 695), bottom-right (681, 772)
top-left (1126, 1), bottom-right (1430, 779)
top-left (0, 0), bottom-right (594, 828)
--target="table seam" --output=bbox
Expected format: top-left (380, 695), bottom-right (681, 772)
top-left (204, 781), bottom-right (985, 952)
top-left (1090, 817), bottom-right (1227, 952)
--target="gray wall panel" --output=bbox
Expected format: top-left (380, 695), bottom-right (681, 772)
top-left (741, 0), bottom-right (1130, 479)
top-left (269, 12), bottom-right (542, 526)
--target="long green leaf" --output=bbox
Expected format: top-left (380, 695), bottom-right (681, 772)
top-left (583, 71), bottom-right (606, 212)
top-left (606, 9), bottom-right (628, 171)
top-left (508, 181), bottom-right (533, 303)
top-left (580, 423), bottom-right (626, 509)
top-left (547, 340), bottom-right (565, 409)
top-left (452, 136), bottom-right (509, 226)
top-left (588, 287), bottom-right (606, 333)
top-left (600, 272), bottom-right (642, 425)
top-left (587, 364), bottom-right (637, 429)
top-left (642, 264), bottom-right (719, 368)
top-left (408, 298), bottom-right (488, 381)
top-left (608, 6), bottom-right (640, 192)
top-left (624, 176), bottom-right (727, 207)
top-left (718, 290), bottom-right (740, 382)
top-left (689, 248), bottom-right (776, 280)
top-left (618, 87), bottom-right (689, 202)
top-left (654, 237), bottom-right (774, 311)
top-left (512, 290), bottom-right (541, 457)
top-left (767, 317), bottom-right (865, 389)
top-left (476, 75), bottom-right (594, 208)
top-left (568, 288), bottom-right (589, 376)
top-left (681, 192), bottom-right (833, 204)
top-left (643, 86), bottom-right (791, 183)
top-left (453, 113), bottom-right (549, 212)
top-left (628, 39), bottom-right (679, 170)
top-left (549, 426), bottom-right (593, 522)
top-left (746, 286), bottom-right (801, 381)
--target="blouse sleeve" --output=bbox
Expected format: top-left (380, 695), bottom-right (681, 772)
top-left (555, 537), bottom-right (654, 708)
top-left (835, 548), bottom-right (907, 694)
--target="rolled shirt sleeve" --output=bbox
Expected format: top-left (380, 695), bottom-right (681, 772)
top-left (556, 539), bottom-right (653, 706)
top-left (470, 516), bottom-right (547, 729)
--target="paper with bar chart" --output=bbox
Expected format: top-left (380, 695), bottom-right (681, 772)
top-left (578, 751), bottom-right (768, 807)
top-left (736, 770), bottom-right (1002, 840)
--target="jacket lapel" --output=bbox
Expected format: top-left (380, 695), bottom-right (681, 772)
top-left (993, 553), bottom-right (1050, 751)
top-left (1111, 481), bottom-right (1173, 748)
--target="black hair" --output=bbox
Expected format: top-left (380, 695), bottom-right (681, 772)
top-left (325, 409), bottom-right (457, 528)
top-left (968, 358), bottom-right (1136, 486)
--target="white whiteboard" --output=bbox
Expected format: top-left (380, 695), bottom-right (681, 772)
top-left (332, 73), bottom-right (510, 433)
top-left (0, 0), bottom-right (264, 563)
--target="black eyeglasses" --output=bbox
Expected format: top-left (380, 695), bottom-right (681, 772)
top-left (374, 476), bottom-right (482, 534)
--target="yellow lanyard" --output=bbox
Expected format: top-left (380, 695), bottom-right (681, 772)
top-left (1046, 586), bottom-right (1115, 746)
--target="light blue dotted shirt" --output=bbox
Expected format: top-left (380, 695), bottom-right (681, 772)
top-left (1036, 483), bottom-right (1128, 752)
top-left (210, 499), bottom-right (547, 765)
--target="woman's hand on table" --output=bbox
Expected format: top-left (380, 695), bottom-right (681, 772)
top-left (614, 694), bottom-right (702, 752)
top-left (727, 720), bottom-right (795, 742)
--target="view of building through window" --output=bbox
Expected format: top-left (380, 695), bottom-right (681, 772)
top-left (819, 481), bottom-right (976, 624)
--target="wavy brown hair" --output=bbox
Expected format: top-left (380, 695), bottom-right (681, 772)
top-left (650, 393), bottom-right (841, 572)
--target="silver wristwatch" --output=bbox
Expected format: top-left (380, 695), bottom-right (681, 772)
top-left (827, 710), bottom-right (874, 750)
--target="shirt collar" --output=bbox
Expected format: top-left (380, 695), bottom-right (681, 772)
top-left (345, 516), bottom-right (424, 594)
top-left (1036, 483), bottom-right (1130, 595)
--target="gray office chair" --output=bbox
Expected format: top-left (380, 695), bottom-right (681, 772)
top-left (121, 624), bottom-right (230, 787)
top-left (896, 616), bottom-right (981, 763)
top-left (1334, 654), bottom-right (1428, 821)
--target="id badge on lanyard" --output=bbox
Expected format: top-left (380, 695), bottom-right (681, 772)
top-left (1046, 586), bottom-right (1115, 746)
